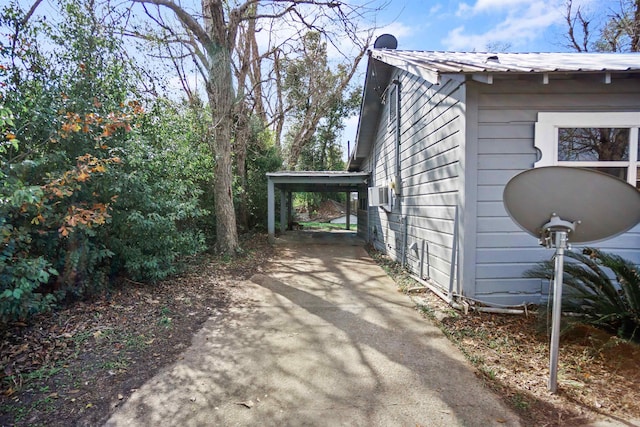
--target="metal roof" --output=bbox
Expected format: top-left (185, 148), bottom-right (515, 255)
top-left (267, 171), bottom-right (369, 193)
top-left (371, 50), bottom-right (640, 77)
top-left (348, 50), bottom-right (640, 172)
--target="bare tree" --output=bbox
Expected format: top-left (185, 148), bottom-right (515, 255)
top-left (128, 0), bottom-right (381, 254)
top-left (564, 0), bottom-right (591, 51)
top-left (280, 31), bottom-right (367, 168)
top-left (564, 0), bottom-right (640, 52)
top-left (560, 1), bottom-right (639, 184)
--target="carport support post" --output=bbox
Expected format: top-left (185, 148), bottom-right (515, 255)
top-left (280, 190), bottom-right (287, 233)
top-left (268, 178), bottom-right (275, 243)
top-left (346, 192), bottom-right (351, 230)
top-left (288, 192), bottom-right (293, 229)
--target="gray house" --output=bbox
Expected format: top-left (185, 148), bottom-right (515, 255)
top-left (348, 36), bottom-right (640, 307)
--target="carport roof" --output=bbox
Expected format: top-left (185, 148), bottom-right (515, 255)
top-left (267, 171), bottom-right (369, 193)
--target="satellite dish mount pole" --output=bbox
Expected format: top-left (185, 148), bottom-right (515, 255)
top-left (504, 166), bottom-right (640, 395)
top-left (540, 214), bottom-right (577, 394)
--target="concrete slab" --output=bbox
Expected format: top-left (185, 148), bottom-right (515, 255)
top-left (105, 231), bottom-right (521, 426)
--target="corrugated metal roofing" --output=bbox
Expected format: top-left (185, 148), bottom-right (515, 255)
top-left (267, 171), bottom-right (369, 192)
top-left (371, 50), bottom-right (640, 75)
top-left (268, 171), bottom-right (369, 178)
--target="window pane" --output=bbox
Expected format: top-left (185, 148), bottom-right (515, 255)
top-left (583, 166), bottom-right (627, 182)
top-left (388, 86), bottom-right (397, 124)
top-left (558, 128), bottom-right (629, 161)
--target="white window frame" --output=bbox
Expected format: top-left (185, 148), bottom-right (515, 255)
top-left (534, 112), bottom-right (640, 186)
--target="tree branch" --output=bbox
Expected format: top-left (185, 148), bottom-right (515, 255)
top-left (132, 0), bottom-right (214, 52)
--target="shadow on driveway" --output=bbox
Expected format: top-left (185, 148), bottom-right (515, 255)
top-left (105, 232), bottom-right (520, 426)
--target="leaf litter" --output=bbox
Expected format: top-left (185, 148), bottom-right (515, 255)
top-left (3, 235), bottom-right (639, 426)
top-left (0, 233), bottom-right (273, 426)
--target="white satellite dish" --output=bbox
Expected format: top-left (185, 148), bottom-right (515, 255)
top-left (504, 166), bottom-right (640, 393)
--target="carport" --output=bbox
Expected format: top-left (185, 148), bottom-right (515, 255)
top-left (267, 171), bottom-right (370, 243)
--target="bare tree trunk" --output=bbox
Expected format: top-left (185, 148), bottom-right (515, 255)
top-left (203, 0), bottom-right (239, 254)
top-left (273, 49), bottom-right (285, 152)
top-left (207, 75), bottom-right (239, 253)
top-left (233, 107), bottom-right (250, 231)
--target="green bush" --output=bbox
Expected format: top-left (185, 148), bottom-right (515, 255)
top-left (525, 248), bottom-right (640, 341)
top-left (0, 218), bottom-right (58, 322)
top-left (0, 1), bottom-right (211, 322)
top-left (107, 137), bottom-right (208, 282)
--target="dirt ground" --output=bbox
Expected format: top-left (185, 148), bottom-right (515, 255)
top-left (376, 252), bottom-right (640, 426)
top-left (0, 233), bottom-right (274, 427)
top-left (1, 234), bottom-right (639, 426)
top-left (418, 290), bottom-right (640, 426)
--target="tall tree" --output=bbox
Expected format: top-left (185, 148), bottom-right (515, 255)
top-left (129, 0), bottom-right (379, 254)
top-left (280, 31), bottom-right (362, 168)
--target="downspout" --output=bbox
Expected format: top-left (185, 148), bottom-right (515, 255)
top-left (401, 216), bottom-right (408, 268)
top-left (420, 240), bottom-right (430, 280)
top-left (393, 79), bottom-right (402, 196)
top-left (448, 205), bottom-right (459, 299)
top-left (393, 79), bottom-right (405, 267)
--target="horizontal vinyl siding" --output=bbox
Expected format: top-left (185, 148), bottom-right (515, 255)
top-left (473, 76), bottom-right (640, 305)
top-left (364, 71), bottom-right (465, 294)
top-left (401, 75), bottom-right (464, 292)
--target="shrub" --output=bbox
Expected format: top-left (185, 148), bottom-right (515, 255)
top-left (0, 218), bottom-right (58, 322)
top-left (525, 248), bottom-right (640, 341)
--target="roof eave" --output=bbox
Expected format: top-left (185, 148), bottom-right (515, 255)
top-left (348, 53), bottom-right (394, 172)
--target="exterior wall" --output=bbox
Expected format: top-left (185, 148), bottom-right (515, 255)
top-left (357, 188), bottom-right (368, 238)
top-left (470, 76), bottom-right (640, 305)
top-left (363, 69), bottom-right (466, 295)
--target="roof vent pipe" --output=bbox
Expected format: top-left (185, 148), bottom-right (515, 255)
top-left (374, 34), bottom-right (398, 49)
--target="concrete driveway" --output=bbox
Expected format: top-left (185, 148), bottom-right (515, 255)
top-left (105, 231), bottom-right (520, 426)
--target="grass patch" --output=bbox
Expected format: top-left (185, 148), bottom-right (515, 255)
top-left (299, 221), bottom-right (357, 231)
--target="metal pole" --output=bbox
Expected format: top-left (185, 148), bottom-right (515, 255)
top-left (548, 229), bottom-right (567, 393)
top-left (280, 191), bottom-right (287, 233)
top-left (346, 192), bottom-right (351, 231)
top-left (420, 240), bottom-right (425, 280)
top-left (267, 178), bottom-right (275, 243)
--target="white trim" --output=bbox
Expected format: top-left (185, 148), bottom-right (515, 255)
top-left (629, 127), bottom-right (639, 186)
top-left (534, 112), bottom-right (640, 186)
top-left (472, 73), bottom-right (493, 84)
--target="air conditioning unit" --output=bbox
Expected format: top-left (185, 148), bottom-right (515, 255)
top-left (368, 186), bottom-right (390, 207)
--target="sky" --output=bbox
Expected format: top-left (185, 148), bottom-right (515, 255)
top-left (339, 0), bottom-right (602, 157)
top-left (370, 0), bottom-right (599, 53)
top-left (11, 0), bottom-right (604, 164)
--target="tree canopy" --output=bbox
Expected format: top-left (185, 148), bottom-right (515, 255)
top-left (0, 0), bottom-right (379, 322)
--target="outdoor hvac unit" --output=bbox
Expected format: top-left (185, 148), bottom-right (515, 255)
top-left (368, 186), bottom-right (390, 207)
